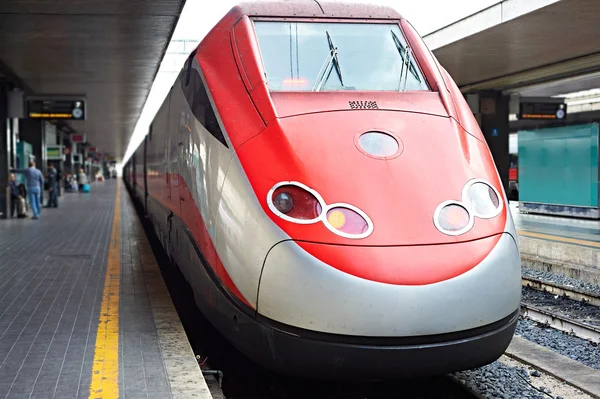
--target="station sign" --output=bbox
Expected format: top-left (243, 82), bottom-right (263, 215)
top-left (71, 134), bottom-right (86, 143)
top-left (46, 145), bottom-right (64, 161)
top-left (26, 97), bottom-right (86, 120)
top-left (518, 101), bottom-right (567, 120)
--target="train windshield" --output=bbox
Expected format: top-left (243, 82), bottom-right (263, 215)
top-left (253, 21), bottom-right (429, 92)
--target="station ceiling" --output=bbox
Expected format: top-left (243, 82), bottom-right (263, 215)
top-left (508, 72), bottom-right (600, 98)
top-left (0, 0), bottom-right (186, 161)
top-left (432, 0), bottom-right (600, 94)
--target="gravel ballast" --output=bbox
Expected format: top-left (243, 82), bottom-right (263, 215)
top-left (516, 318), bottom-right (600, 371)
top-left (453, 355), bottom-right (585, 399)
top-left (521, 286), bottom-right (600, 327)
top-left (522, 267), bottom-right (600, 295)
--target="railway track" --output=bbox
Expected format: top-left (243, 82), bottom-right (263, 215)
top-left (520, 302), bottom-right (600, 344)
top-left (447, 375), bottom-right (488, 399)
top-left (522, 276), bottom-right (600, 307)
top-left (521, 276), bottom-right (600, 344)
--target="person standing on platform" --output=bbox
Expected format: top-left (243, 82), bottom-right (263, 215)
top-left (46, 163), bottom-right (58, 208)
top-left (8, 173), bottom-right (26, 218)
top-left (11, 161), bottom-right (44, 219)
top-left (77, 168), bottom-right (88, 193)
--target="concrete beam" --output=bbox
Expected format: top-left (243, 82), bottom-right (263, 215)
top-left (424, 0), bottom-right (561, 51)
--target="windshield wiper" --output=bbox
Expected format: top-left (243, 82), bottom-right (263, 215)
top-left (312, 31), bottom-right (344, 91)
top-left (327, 31), bottom-right (344, 87)
top-left (391, 30), bottom-right (421, 90)
top-left (399, 45), bottom-right (412, 91)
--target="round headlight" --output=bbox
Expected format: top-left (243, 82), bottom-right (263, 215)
top-left (273, 192), bottom-right (293, 213)
top-left (465, 181), bottom-right (501, 218)
top-left (435, 202), bottom-right (472, 235)
top-left (268, 183), bottom-right (323, 223)
top-left (325, 206), bottom-right (369, 235)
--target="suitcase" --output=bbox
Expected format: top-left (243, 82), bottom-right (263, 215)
top-left (82, 184), bottom-right (90, 193)
top-left (17, 197), bottom-right (26, 216)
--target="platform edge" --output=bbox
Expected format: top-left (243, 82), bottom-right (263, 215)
top-left (130, 200), bottom-right (214, 399)
top-left (505, 335), bottom-right (600, 399)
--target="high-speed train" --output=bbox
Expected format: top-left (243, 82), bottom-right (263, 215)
top-left (123, 0), bottom-right (521, 380)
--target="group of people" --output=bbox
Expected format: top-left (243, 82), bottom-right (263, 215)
top-left (9, 161), bottom-right (88, 220)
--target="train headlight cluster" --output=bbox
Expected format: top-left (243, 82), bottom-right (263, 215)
top-left (464, 181), bottom-right (501, 219)
top-left (267, 181), bottom-right (373, 239)
top-left (434, 179), bottom-right (503, 236)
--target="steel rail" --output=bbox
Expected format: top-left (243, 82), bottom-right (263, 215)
top-left (522, 277), bottom-right (600, 307)
top-left (520, 302), bottom-right (600, 344)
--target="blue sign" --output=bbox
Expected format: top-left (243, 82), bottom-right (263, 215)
top-left (491, 128), bottom-right (499, 137)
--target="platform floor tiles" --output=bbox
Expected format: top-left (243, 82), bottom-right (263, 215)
top-left (511, 201), bottom-right (600, 244)
top-left (0, 181), bottom-right (209, 399)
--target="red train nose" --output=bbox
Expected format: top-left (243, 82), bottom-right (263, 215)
top-left (238, 109), bottom-right (506, 247)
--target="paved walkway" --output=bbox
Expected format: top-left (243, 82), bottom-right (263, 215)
top-left (0, 180), bottom-right (211, 399)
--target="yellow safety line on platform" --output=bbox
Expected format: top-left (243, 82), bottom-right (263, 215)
top-left (89, 183), bottom-right (121, 399)
top-left (517, 230), bottom-right (600, 249)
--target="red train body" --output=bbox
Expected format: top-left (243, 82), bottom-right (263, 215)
top-left (123, 0), bottom-right (521, 380)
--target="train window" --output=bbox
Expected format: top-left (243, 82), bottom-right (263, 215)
top-left (185, 50), bottom-right (197, 86)
top-left (253, 21), bottom-right (429, 92)
top-left (185, 63), bottom-right (228, 148)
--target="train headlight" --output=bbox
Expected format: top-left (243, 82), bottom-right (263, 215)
top-left (267, 181), bottom-right (373, 238)
top-left (324, 205), bottom-right (372, 239)
top-left (463, 180), bottom-right (502, 219)
top-left (273, 192), bottom-right (294, 213)
top-left (434, 202), bottom-right (473, 235)
top-left (268, 182), bottom-right (323, 224)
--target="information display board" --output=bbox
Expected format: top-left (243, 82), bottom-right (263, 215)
top-left (46, 145), bottom-right (64, 160)
top-left (27, 97), bottom-right (86, 120)
top-left (518, 101), bottom-right (567, 120)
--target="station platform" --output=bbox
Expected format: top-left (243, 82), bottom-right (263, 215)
top-left (512, 202), bottom-right (600, 246)
top-left (0, 180), bottom-right (212, 399)
top-left (511, 202), bottom-right (600, 286)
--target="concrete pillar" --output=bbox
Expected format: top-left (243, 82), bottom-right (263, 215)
top-left (41, 121), bottom-right (47, 176)
top-left (476, 91), bottom-right (510, 195)
top-left (0, 85), bottom-right (9, 219)
top-left (70, 140), bottom-right (75, 175)
top-left (57, 131), bottom-right (64, 196)
top-left (19, 119), bottom-right (44, 171)
top-left (83, 147), bottom-right (88, 182)
top-left (19, 118), bottom-right (45, 203)
top-left (9, 118), bottom-right (17, 170)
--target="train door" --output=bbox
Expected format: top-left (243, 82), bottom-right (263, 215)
top-left (166, 111), bottom-right (179, 212)
top-left (164, 93), bottom-right (179, 260)
top-left (143, 130), bottom-right (149, 214)
top-left (132, 153), bottom-right (136, 190)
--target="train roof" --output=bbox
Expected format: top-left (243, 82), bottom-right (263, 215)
top-left (231, 0), bottom-right (403, 20)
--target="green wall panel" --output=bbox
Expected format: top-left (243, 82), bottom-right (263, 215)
top-left (518, 123), bottom-right (599, 207)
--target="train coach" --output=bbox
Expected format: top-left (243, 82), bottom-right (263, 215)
top-left (123, 0), bottom-right (521, 380)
